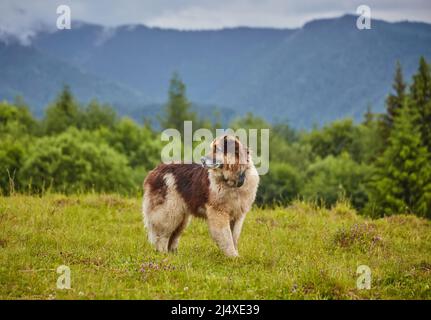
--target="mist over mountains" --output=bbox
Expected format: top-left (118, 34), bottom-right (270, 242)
top-left (1, 14), bottom-right (431, 128)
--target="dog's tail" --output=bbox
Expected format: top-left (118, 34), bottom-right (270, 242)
top-left (142, 192), bottom-right (156, 245)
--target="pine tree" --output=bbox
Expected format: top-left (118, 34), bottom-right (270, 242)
top-left (44, 85), bottom-right (80, 134)
top-left (368, 102), bottom-right (431, 218)
top-left (159, 73), bottom-right (198, 136)
top-left (381, 61), bottom-right (406, 140)
top-left (363, 104), bottom-right (374, 127)
top-left (410, 57), bottom-right (431, 152)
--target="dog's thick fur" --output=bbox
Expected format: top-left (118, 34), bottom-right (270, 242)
top-left (142, 135), bottom-right (259, 257)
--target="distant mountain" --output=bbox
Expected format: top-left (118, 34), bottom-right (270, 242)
top-left (0, 40), bottom-right (148, 118)
top-left (215, 15), bottom-right (431, 126)
top-left (1, 14), bottom-right (431, 127)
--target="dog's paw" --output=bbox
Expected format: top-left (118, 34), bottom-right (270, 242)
top-left (225, 251), bottom-right (239, 258)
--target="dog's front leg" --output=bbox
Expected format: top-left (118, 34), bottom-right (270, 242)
top-left (207, 207), bottom-right (238, 257)
top-left (230, 214), bottom-right (246, 251)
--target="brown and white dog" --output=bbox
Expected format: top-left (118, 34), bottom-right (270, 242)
top-left (142, 135), bottom-right (259, 257)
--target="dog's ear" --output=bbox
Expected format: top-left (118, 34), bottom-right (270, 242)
top-left (223, 136), bottom-right (229, 152)
top-left (241, 146), bottom-right (250, 164)
top-left (222, 136), bottom-right (237, 155)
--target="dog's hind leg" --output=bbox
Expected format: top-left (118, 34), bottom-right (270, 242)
top-left (168, 214), bottom-right (190, 252)
top-left (142, 200), bottom-right (172, 253)
top-left (143, 217), bottom-right (170, 252)
top-left (146, 215), bottom-right (180, 253)
top-left (143, 173), bottom-right (188, 253)
top-left (143, 203), bottom-right (187, 253)
top-left (154, 234), bottom-right (170, 252)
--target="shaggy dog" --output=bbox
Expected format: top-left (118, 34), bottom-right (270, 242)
top-left (143, 135), bottom-right (259, 257)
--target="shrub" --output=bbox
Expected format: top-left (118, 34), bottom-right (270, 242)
top-left (19, 128), bottom-right (135, 194)
top-left (0, 137), bottom-right (25, 194)
top-left (256, 162), bottom-right (302, 206)
top-left (301, 153), bottom-right (372, 209)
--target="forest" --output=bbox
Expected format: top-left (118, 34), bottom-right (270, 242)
top-left (1, 57), bottom-right (431, 219)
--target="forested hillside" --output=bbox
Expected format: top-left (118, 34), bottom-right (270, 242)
top-left (1, 15), bottom-right (431, 127)
top-left (1, 58), bottom-right (431, 218)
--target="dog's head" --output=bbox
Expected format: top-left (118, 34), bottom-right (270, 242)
top-left (201, 135), bottom-right (249, 187)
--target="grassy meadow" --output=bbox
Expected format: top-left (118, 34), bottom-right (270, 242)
top-left (0, 194), bottom-right (430, 300)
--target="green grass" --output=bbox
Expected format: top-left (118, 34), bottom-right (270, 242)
top-left (0, 194), bottom-right (430, 299)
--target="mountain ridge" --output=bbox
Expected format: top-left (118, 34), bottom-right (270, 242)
top-left (1, 14), bottom-right (431, 127)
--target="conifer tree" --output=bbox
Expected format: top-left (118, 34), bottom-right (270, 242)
top-left (363, 104), bottom-right (375, 127)
top-left (410, 57), bottom-right (431, 152)
top-left (381, 61), bottom-right (406, 140)
top-left (44, 85), bottom-right (80, 134)
top-left (159, 73), bottom-right (198, 136)
top-left (368, 102), bottom-right (431, 218)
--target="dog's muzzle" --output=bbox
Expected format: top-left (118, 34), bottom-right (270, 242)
top-left (201, 156), bottom-right (223, 169)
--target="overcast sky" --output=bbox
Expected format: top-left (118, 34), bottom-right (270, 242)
top-left (1, 0), bottom-right (430, 41)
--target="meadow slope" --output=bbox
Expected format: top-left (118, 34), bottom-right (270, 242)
top-left (0, 194), bottom-right (430, 299)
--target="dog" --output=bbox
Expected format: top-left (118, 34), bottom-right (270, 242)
top-left (142, 135), bottom-right (259, 257)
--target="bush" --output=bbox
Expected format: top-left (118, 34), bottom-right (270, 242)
top-left (19, 128), bottom-right (135, 194)
top-left (301, 119), bottom-right (358, 159)
top-left (301, 153), bottom-right (372, 209)
top-left (256, 162), bottom-right (303, 206)
top-left (0, 101), bottom-right (39, 136)
top-left (0, 137), bottom-right (25, 194)
top-left (96, 118), bottom-right (162, 169)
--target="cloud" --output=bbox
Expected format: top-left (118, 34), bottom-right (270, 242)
top-left (145, 1), bottom-right (351, 30)
top-left (0, 0), bottom-right (430, 42)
